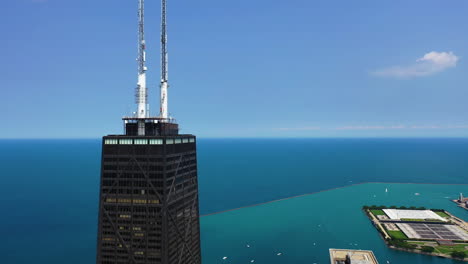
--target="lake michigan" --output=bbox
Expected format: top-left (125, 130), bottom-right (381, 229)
top-left (0, 138), bottom-right (467, 263)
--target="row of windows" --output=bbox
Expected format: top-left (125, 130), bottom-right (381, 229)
top-left (104, 139), bottom-right (119, 144)
top-left (104, 138), bottom-right (195, 145)
top-left (105, 198), bottom-right (160, 204)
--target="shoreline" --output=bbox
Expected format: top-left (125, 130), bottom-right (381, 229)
top-left (451, 200), bottom-right (468, 211)
top-left (363, 207), bottom-right (468, 262)
top-left (201, 181), bottom-right (468, 217)
top-left (387, 244), bottom-right (467, 262)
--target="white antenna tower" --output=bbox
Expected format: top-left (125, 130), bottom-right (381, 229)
top-left (136, 0), bottom-right (148, 118)
top-left (160, 0), bottom-right (169, 120)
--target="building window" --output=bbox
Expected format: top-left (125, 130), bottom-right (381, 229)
top-left (134, 139), bottom-right (147, 145)
top-left (149, 139), bottom-right (163, 145)
top-left (166, 139), bottom-right (174, 144)
top-left (119, 139), bottom-right (133, 145)
top-left (119, 214), bottom-right (131, 219)
top-left (182, 138), bottom-right (189, 143)
top-left (104, 139), bottom-right (118, 144)
top-left (133, 199), bottom-right (147, 204)
top-left (189, 138), bottom-right (195, 143)
top-left (174, 138), bottom-right (182, 144)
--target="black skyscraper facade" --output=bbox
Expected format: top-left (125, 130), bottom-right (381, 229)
top-left (96, 120), bottom-right (202, 264)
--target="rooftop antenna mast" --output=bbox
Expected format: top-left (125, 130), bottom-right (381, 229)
top-left (160, 0), bottom-right (169, 120)
top-left (136, 0), bottom-right (148, 119)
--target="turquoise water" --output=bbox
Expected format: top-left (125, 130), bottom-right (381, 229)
top-left (0, 138), bottom-right (467, 263)
top-left (201, 183), bottom-right (468, 264)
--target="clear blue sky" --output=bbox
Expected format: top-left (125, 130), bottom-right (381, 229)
top-left (2, 0), bottom-right (468, 138)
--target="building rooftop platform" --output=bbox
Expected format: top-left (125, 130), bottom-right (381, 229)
top-left (382, 209), bottom-right (447, 222)
top-left (329, 249), bottom-right (379, 264)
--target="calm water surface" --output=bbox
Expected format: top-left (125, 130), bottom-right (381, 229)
top-left (0, 138), bottom-right (467, 263)
top-left (201, 183), bottom-right (468, 264)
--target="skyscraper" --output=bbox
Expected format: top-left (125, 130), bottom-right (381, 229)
top-left (95, 1), bottom-right (202, 263)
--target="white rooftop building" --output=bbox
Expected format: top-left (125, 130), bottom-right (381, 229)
top-left (382, 209), bottom-right (447, 222)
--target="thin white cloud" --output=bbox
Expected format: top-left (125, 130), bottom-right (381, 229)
top-left (276, 126), bottom-right (321, 131)
top-left (275, 124), bottom-right (468, 132)
top-left (373, 51), bottom-right (459, 78)
top-left (335, 125), bottom-right (405, 130)
top-left (410, 125), bottom-right (441, 129)
top-left (335, 124), bottom-right (468, 130)
top-left (448, 125), bottom-right (468, 129)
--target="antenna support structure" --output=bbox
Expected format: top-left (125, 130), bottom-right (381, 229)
top-left (128, 0), bottom-right (173, 136)
top-left (160, 0), bottom-right (169, 120)
top-left (135, 0), bottom-right (148, 119)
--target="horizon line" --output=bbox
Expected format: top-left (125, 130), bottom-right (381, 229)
top-left (2, 136), bottom-right (468, 140)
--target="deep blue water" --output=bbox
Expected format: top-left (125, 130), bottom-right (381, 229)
top-left (202, 183), bottom-right (468, 264)
top-left (198, 138), bottom-right (468, 213)
top-left (0, 138), bottom-right (467, 263)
